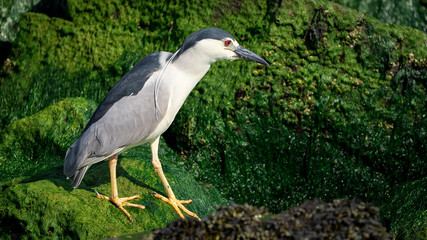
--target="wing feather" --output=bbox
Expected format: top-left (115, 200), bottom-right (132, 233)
top-left (64, 51), bottom-right (173, 187)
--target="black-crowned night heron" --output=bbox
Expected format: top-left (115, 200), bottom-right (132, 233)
top-left (64, 28), bottom-right (268, 221)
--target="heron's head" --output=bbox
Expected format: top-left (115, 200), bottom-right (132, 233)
top-left (176, 28), bottom-right (269, 66)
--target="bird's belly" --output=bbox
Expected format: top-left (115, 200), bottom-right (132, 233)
top-left (144, 114), bottom-right (174, 143)
top-left (123, 117), bottom-right (171, 150)
top-left (143, 93), bottom-right (183, 143)
top-left (143, 82), bottom-right (196, 144)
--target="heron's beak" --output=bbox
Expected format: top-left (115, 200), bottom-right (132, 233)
top-left (234, 46), bottom-right (269, 65)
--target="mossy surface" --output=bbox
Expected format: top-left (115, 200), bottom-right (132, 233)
top-left (0, 99), bottom-right (226, 239)
top-left (0, 164), bottom-right (226, 239)
top-left (332, 0), bottom-right (427, 33)
top-left (0, 98), bottom-right (97, 181)
top-left (384, 177), bottom-right (427, 240)
top-left (0, 0), bottom-right (426, 239)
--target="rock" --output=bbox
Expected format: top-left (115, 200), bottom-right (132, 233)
top-left (0, 98), bottom-right (97, 181)
top-left (0, 0), bottom-right (42, 42)
top-left (1, 0), bottom-right (426, 239)
top-left (0, 98), bottom-right (227, 239)
top-left (153, 199), bottom-right (391, 240)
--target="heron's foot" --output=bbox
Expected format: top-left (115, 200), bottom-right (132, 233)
top-left (152, 192), bottom-right (201, 220)
top-left (95, 190), bottom-right (145, 221)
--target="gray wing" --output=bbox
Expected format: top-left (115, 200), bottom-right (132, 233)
top-left (64, 51), bottom-right (173, 188)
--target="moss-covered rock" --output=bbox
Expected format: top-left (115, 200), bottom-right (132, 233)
top-left (0, 0), bottom-right (426, 239)
top-left (0, 163), bottom-right (226, 239)
top-left (332, 0), bottom-right (427, 33)
top-left (0, 98), bottom-right (227, 239)
top-left (0, 98), bottom-right (97, 181)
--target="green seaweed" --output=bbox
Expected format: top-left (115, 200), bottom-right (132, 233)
top-left (0, 0), bottom-right (426, 239)
top-left (332, 0), bottom-right (427, 33)
top-left (383, 177), bottom-right (427, 239)
top-left (0, 98), bottom-right (97, 181)
top-left (0, 99), bottom-right (226, 239)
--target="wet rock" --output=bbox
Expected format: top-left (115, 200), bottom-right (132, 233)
top-left (153, 199), bottom-right (390, 240)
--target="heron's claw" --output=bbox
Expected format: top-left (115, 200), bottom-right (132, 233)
top-left (152, 192), bottom-right (200, 220)
top-left (95, 190), bottom-right (145, 221)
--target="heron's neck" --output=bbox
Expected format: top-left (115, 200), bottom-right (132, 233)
top-left (172, 48), bottom-right (212, 78)
top-left (158, 50), bottom-right (211, 128)
top-left (161, 49), bottom-right (211, 105)
top-left (166, 52), bottom-right (210, 103)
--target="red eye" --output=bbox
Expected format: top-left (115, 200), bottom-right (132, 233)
top-left (224, 40), bottom-right (231, 46)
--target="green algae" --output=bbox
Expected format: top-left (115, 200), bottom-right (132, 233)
top-left (0, 0), bottom-right (426, 239)
top-left (0, 99), bottom-right (226, 239)
top-left (165, 1), bottom-right (427, 239)
top-left (332, 0), bottom-right (427, 33)
top-left (0, 160), bottom-right (226, 239)
top-left (383, 177), bottom-right (427, 240)
top-left (0, 98), bottom-right (97, 181)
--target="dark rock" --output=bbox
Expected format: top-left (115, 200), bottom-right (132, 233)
top-left (153, 199), bottom-right (390, 240)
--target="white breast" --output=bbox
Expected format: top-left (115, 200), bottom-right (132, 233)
top-left (144, 59), bottom-right (211, 143)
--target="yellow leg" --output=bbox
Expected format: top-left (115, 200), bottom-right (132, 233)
top-left (96, 154), bottom-right (145, 221)
top-left (150, 137), bottom-right (200, 220)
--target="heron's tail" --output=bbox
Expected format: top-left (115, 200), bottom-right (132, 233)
top-left (70, 166), bottom-right (89, 188)
top-left (64, 138), bottom-right (90, 188)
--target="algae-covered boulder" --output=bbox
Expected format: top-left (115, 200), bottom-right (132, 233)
top-left (1, 0), bottom-right (426, 239)
top-left (0, 158), bottom-right (226, 239)
top-left (332, 0), bottom-right (427, 33)
top-left (0, 98), bottom-right (227, 239)
top-left (0, 98), bottom-right (97, 181)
